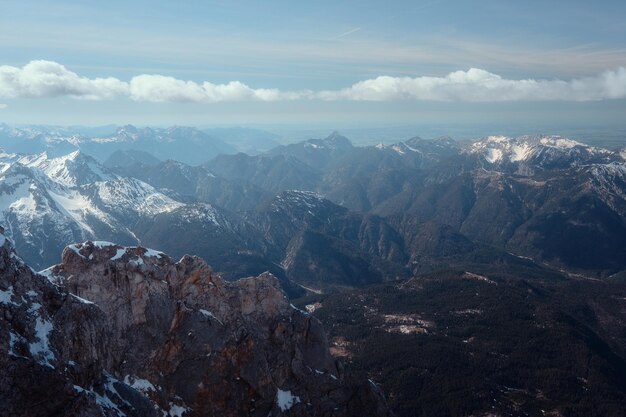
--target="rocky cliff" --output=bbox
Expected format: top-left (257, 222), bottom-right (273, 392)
top-left (0, 232), bottom-right (390, 417)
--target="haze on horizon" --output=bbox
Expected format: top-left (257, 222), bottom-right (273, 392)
top-left (1, 0), bottom-right (626, 129)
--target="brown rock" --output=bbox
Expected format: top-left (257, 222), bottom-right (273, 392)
top-left (1, 237), bottom-right (391, 416)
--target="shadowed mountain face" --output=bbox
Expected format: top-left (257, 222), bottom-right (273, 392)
top-left (251, 190), bottom-right (409, 288)
top-left (205, 133), bottom-right (626, 278)
top-left (0, 233), bottom-right (391, 417)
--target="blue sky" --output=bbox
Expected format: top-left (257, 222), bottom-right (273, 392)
top-left (1, 0), bottom-right (626, 128)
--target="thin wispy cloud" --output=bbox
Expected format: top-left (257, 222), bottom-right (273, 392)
top-left (0, 104), bottom-right (7, 109)
top-left (1, 60), bottom-right (626, 103)
top-left (332, 27), bottom-right (362, 40)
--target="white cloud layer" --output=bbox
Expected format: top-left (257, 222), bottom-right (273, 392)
top-left (1, 60), bottom-right (626, 103)
top-left (0, 103), bottom-right (7, 109)
top-left (0, 60), bottom-right (128, 100)
top-left (128, 74), bottom-right (309, 102)
top-left (316, 68), bottom-right (626, 102)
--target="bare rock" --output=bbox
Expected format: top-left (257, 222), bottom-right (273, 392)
top-left (1, 236), bottom-right (391, 417)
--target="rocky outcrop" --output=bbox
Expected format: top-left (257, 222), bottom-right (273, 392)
top-left (0, 229), bottom-right (158, 417)
top-left (1, 233), bottom-right (390, 417)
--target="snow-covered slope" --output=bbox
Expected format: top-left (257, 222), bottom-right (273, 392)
top-left (17, 150), bottom-right (115, 187)
top-left (469, 135), bottom-right (617, 169)
top-left (0, 151), bottom-right (186, 268)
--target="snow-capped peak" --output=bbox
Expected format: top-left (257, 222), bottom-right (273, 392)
top-left (0, 150), bottom-right (187, 269)
top-left (469, 135), bottom-right (616, 167)
top-left (17, 150), bottom-right (115, 187)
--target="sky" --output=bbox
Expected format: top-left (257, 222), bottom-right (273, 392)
top-left (1, 0), bottom-right (626, 130)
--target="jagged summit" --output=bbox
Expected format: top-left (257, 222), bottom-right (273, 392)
top-left (17, 149), bottom-right (115, 187)
top-left (1, 235), bottom-right (391, 417)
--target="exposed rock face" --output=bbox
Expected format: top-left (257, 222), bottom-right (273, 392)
top-left (1, 234), bottom-right (390, 417)
top-left (0, 230), bottom-right (158, 417)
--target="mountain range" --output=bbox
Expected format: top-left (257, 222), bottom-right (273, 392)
top-left (2, 124), bottom-right (626, 416)
top-left (2, 128), bottom-right (626, 287)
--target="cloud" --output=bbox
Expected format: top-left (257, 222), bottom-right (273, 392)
top-left (0, 60), bottom-right (128, 100)
top-left (1, 60), bottom-right (626, 103)
top-left (128, 74), bottom-right (310, 103)
top-left (332, 27), bottom-right (361, 40)
top-left (315, 67), bottom-right (626, 102)
top-left (0, 103), bottom-right (7, 109)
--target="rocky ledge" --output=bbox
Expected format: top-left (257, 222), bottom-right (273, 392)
top-left (1, 233), bottom-right (390, 417)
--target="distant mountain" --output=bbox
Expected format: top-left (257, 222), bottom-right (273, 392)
top-left (103, 149), bottom-right (161, 169)
top-left (78, 125), bottom-right (237, 164)
top-left (207, 153), bottom-right (322, 194)
top-left (266, 131), bottom-right (354, 169)
top-left (203, 127), bottom-right (282, 154)
top-left (0, 123), bottom-right (80, 156)
top-left (109, 158), bottom-right (271, 211)
top-left (0, 149), bottom-right (413, 291)
top-left (206, 133), bottom-right (626, 278)
top-left (3, 130), bottom-right (626, 286)
top-left (467, 135), bottom-right (618, 172)
top-left (0, 124), bottom-right (238, 165)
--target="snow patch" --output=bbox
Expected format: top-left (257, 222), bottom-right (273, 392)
top-left (305, 302), bottom-right (322, 313)
top-left (510, 143), bottom-right (533, 162)
top-left (276, 388), bottom-right (300, 411)
top-left (144, 248), bottom-right (164, 258)
top-left (47, 189), bottom-right (97, 235)
top-left (92, 240), bottom-right (116, 248)
top-left (314, 369), bottom-right (338, 380)
top-left (484, 148), bottom-right (503, 163)
top-left (38, 266), bottom-right (63, 285)
top-left (168, 404), bottom-right (190, 417)
top-left (71, 293), bottom-right (95, 304)
top-left (290, 303), bottom-right (309, 315)
top-left (67, 244), bottom-right (86, 258)
top-left (123, 375), bottom-right (157, 393)
top-left (29, 316), bottom-right (55, 367)
top-left (110, 247), bottom-right (127, 260)
top-left (199, 309), bottom-right (223, 325)
top-left (0, 286), bottom-right (19, 305)
top-left (486, 135), bottom-right (508, 143)
top-left (540, 136), bottom-right (580, 149)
